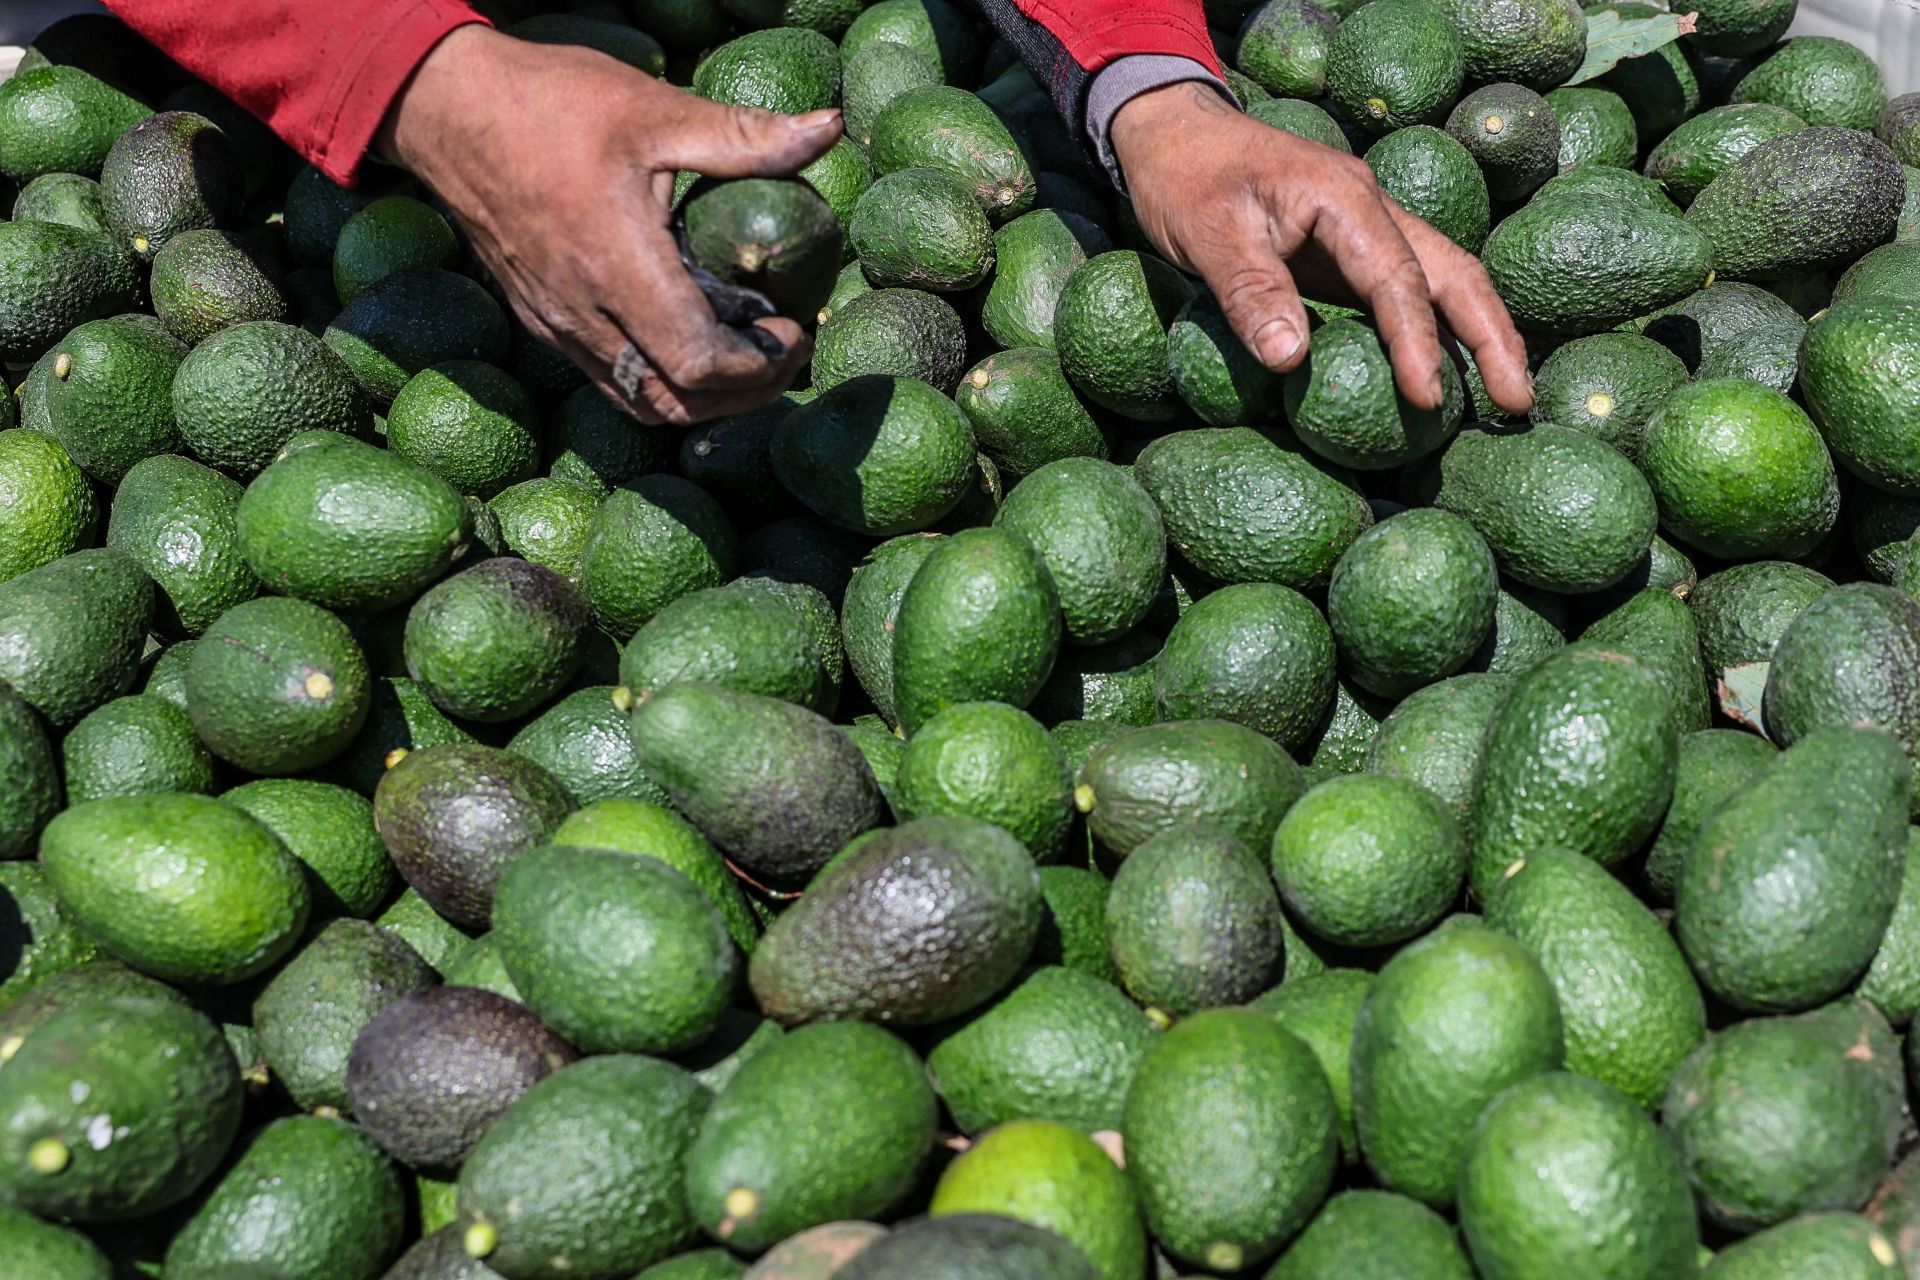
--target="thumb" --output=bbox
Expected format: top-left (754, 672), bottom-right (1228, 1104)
top-left (662, 100), bottom-right (843, 178)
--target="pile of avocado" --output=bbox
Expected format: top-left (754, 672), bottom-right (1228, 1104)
top-left (6, 0), bottom-right (1920, 1277)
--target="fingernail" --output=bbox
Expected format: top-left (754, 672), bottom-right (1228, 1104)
top-left (790, 109), bottom-right (841, 132)
top-left (1253, 320), bottom-right (1301, 368)
top-left (742, 326), bottom-right (788, 360)
top-left (1429, 367), bottom-right (1447, 403)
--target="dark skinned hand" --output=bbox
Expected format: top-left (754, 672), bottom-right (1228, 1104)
top-left (377, 25), bottom-right (841, 425)
top-left (1111, 80), bottom-right (1534, 416)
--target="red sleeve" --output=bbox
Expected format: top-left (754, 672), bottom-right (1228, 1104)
top-left (100, 0), bottom-right (490, 187)
top-left (1006, 0), bottom-right (1221, 78)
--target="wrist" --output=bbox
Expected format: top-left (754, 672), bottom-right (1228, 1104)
top-left (1108, 79), bottom-right (1235, 181)
top-left (375, 24), bottom-right (509, 179)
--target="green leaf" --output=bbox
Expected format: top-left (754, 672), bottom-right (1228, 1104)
top-left (1565, 7), bottom-right (1699, 85)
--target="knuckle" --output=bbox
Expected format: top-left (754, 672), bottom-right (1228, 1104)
top-left (656, 340), bottom-right (717, 388)
top-left (1215, 262), bottom-right (1289, 317)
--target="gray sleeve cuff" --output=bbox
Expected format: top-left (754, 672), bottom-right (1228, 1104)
top-left (1085, 55), bottom-right (1238, 191)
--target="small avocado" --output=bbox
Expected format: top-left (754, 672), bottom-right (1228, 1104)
top-left (187, 595), bottom-right (370, 775)
top-left (373, 743), bottom-right (576, 930)
top-left (43, 313), bottom-right (186, 485)
top-left (685, 1021), bottom-right (937, 1252)
top-left (162, 1114), bottom-right (404, 1280)
top-left (40, 793), bottom-right (310, 986)
top-left (0, 995), bottom-right (241, 1222)
top-left (404, 557), bottom-right (591, 723)
top-left (1125, 1008), bottom-right (1337, 1272)
top-left (347, 984), bottom-right (578, 1169)
top-left (1664, 999), bottom-right (1903, 1231)
top-left (252, 918), bottom-right (436, 1111)
top-left (99, 110), bottom-right (242, 260)
top-left (1352, 923), bottom-right (1564, 1208)
top-left (459, 1055), bottom-right (711, 1279)
top-left (1459, 1073), bottom-right (1698, 1280)
top-left (493, 844), bottom-right (737, 1054)
top-left (149, 227), bottom-right (292, 345)
top-left (750, 815), bottom-right (1041, 1025)
top-left (630, 681), bottom-right (883, 888)
top-left (237, 433), bottom-right (471, 611)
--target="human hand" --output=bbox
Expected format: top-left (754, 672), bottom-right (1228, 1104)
top-left (1110, 81), bottom-right (1533, 417)
top-left (377, 25), bottom-right (842, 424)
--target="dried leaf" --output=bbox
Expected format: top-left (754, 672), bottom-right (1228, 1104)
top-left (1566, 8), bottom-right (1700, 85)
top-left (1714, 662), bottom-right (1770, 736)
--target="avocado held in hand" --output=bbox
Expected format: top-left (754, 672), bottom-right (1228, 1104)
top-left (683, 177), bottom-right (843, 319)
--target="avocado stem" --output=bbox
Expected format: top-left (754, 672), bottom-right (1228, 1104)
top-left (27, 1138), bottom-right (69, 1175)
top-left (463, 1220), bottom-right (499, 1258)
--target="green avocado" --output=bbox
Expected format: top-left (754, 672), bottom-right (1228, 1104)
top-left (404, 557), bottom-right (590, 723)
top-left (493, 844), bottom-right (736, 1054)
top-left (0, 219), bottom-right (138, 364)
top-left (1106, 825), bottom-right (1283, 1016)
top-left (1800, 296), bottom-right (1920, 496)
top-left (890, 526), bottom-right (1062, 735)
top-left (98, 111), bottom-right (241, 261)
top-left (1326, 0), bottom-right (1465, 133)
top-left (894, 701), bottom-right (1072, 859)
top-left (1488, 848), bottom-right (1705, 1106)
top-left (1459, 1072), bottom-right (1697, 1280)
top-left (1328, 508), bottom-right (1497, 699)
top-left (1077, 718), bottom-right (1305, 858)
top-left (172, 321), bottom-right (371, 478)
top-left (1364, 123), bottom-right (1491, 252)
top-left (1351, 922), bottom-right (1564, 1208)
top-left (149, 227), bottom-right (292, 345)
top-left (0, 995), bottom-right (241, 1222)
top-left (1134, 427), bottom-right (1373, 591)
top-left (1054, 250), bottom-right (1196, 422)
top-left (106, 453), bottom-right (259, 636)
top-left (1124, 1008), bottom-right (1337, 1273)
top-left (251, 918), bottom-right (435, 1111)
top-left (1732, 36), bottom-right (1885, 130)
top-left (1434, 424), bottom-right (1657, 594)
top-left (1644, 102), bottom-right (1807, 206)
top-left (771, 374), bottom-right (976, 535)
top-left (41, 793), bottom-right (310, 985)
top-left (43, 313), bottom-right (186, 485)
top-left (982, 208), bottom-right (1113, 350)
top-left (1664, 1000), bottom-right (1904, 1231)
top-left (1678, 728), bottom-right (1911, 1013)
top-left (629, 681), bottom-right (883, 887)
top-left (0, 66), bottom-right (150, 183)
top-left (1154, 581), bottom-right (1336, 754)
top-left (928, 966), bottom-right (1152, 1136)
top-left (1527, 331), bottom-right (1688, 457)
top-left (460, 1055), bottom-right (711, 1279)
top-left (870, 85), bottom-right (1035, 220)
top-left (187, 595), bottom-right (370, 774)
top-left (0, 548), bottom-right (155, 729)
top-left (1470, 643), bottom-right (1677, 897)
top-left (1483, 195), bottom-right (1709, 336)
top-left (1284, 317), bottom-right (1465, 468)
top-left (685, 1021), bottom-right (937, 1252)
top-left (811, 286), bottom-right (968, 392)
top-left (163, 1114), bottom-right (403, 1280)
